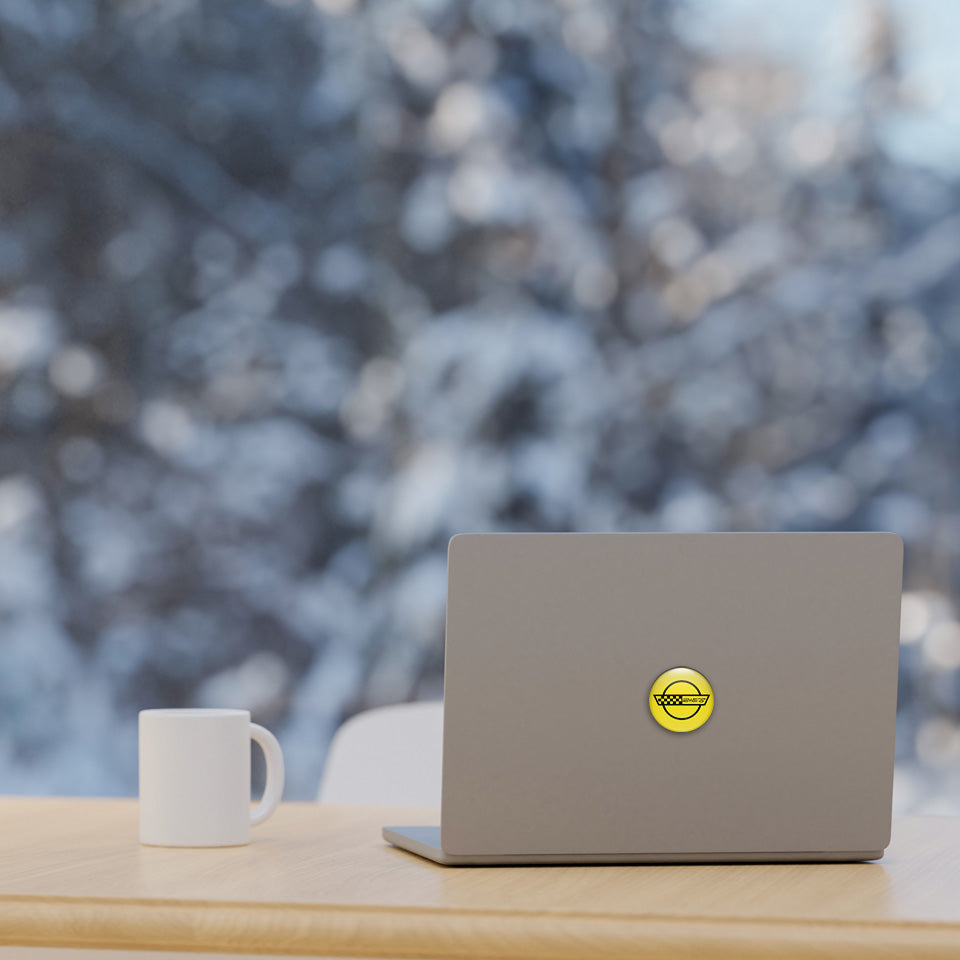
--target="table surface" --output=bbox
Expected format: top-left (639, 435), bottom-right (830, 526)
top-left (1, 799), bottom-right (960, 959)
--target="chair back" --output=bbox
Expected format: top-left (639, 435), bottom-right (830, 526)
top-left (317, 701), bottom-right (443, 804)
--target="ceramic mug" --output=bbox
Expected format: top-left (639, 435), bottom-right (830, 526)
top-left (139, 708), bottom-right (284, 847)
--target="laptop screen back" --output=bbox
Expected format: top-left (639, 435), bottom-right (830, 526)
top-left (440, 533), bottom-right (902, 857)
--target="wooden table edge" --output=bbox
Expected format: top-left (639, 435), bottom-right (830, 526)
top-left (2, 897), bottom-right (960, 959)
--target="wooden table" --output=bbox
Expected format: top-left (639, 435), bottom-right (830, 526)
top-left (1, 799), bottom-right (959, 959)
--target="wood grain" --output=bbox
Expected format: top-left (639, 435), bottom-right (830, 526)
top-left (0, 799), bottom-right (958, 958)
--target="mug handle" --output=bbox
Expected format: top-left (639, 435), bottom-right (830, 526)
top-left (250, 724), bottom-right (285, 827)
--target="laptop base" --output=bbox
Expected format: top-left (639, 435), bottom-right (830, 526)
top-left (382, 826), bottom-right (884, 865)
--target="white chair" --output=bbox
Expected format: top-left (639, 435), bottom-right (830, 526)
top-left (317, 701), bottom-right (443, 805)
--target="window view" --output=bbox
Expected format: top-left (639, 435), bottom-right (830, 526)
top-left (0, 0), bottom-right (957, 807)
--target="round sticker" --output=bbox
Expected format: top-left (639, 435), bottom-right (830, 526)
top-left (649, 666), bottom-right (714, 733)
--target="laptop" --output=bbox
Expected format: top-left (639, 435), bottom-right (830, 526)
top-left (384, 532), bottom-right (903, 864)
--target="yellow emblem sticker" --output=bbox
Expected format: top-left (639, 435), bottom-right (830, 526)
top-left (649, 666), bottom-right (714, 733)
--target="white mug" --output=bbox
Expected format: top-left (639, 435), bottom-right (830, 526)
top-left (139, 708), bottom-right (285, 847)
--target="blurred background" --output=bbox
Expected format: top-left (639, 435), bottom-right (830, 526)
top-left (0, 0), bottom-right (958, 808)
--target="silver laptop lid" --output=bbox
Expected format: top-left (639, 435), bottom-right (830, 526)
top-left (440, 533), bottom-right (902, 857)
